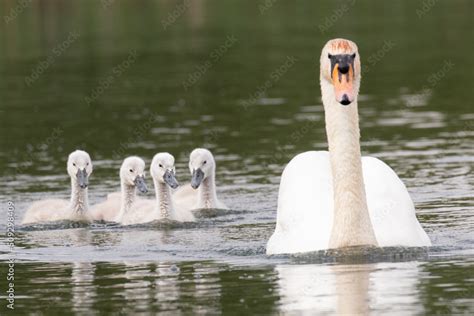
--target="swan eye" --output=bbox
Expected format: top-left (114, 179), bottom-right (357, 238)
top-left (129, 169), bottom-right (133, 173)
top-left (87, 162), bottom-right (89, 166)
top-left (351, 53), bottom-right (356, 58)
top-left (159, 164), bottom-right (163, 168)
top-left (73, 163), bottom-right (76, 167)
top-left (203, 160), bottom-right (207, 165)
top-left (328, 53), bottom-right (332, 59)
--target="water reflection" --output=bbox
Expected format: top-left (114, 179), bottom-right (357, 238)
top-left (123, 262), bottom-right (154, 312)
top-left (71, 262), bottom-right (96, 314)
top-left (191, 263), bottom-right (222, 314)
top-left (276, 262), bottom-right (424, 314)
top-left (1, 258), bottom-right (471, 314)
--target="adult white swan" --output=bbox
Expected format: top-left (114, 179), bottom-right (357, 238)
top-left (22, 150), bottom-right (94, 224)
top-left (266, 39), bottom-right (431, 255)
top-left (173, 148), bottom-right (227, 210)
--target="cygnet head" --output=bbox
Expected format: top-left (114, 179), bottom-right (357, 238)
top-left (120, 156), bottom-right (148, 193)
top-left (320, 38), bottom-right (361, 106)
top-left (67, 150), bottom-right (93, 189)
top-left (189, 148), bottom-right (215, 189)
top-left (150, 153), bottom-right (179, 189)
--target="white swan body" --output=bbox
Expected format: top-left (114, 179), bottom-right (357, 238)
top-left (138, 153), bottom-right (195, 222)
top-left (267, 39), bottom-right (431, 254)
top-left (22, 150), bottom-right (93, 224)
top-left (90, 156), bottom-right (148, 223)
top-left (90, 192), bottom-right (121, 221)
top-left (173, 148), bottom-right (227, 211)
top-left (267, 151), bottom-right (431, 254)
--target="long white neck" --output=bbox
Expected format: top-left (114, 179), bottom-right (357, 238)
top-left (69, 178), bottom-right (89, 215)
top-left (321, 80), bottom-right (378, 248)
top-left (153, 179), bottom-right (174, 218)
top-left (197, 172), bottom-right (218, 209)
top-left (116, 181), bottom-right (136, 220)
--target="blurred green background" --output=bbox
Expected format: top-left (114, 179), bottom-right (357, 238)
top-left (1, 0), bottom-right (472, 180)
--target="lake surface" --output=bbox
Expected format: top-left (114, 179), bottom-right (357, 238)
top-left (1, 0), bottom-right (473, 314)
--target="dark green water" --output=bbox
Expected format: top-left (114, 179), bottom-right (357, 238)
top-left (1, 0), bottom-right (473, 314)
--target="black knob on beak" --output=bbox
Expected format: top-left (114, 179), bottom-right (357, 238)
top-left (340, 94), bottom-right (351, 105)
top-left (338, 64), bottom-right (350, 74)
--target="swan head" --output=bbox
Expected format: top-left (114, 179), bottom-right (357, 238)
top-left (120, 156), bottom-right (148, 193)
top-left (150, 153), bottom-right (179, 189)
top-left (189, 148), bottom-right (215, 189)
top-left (67, 150), bottom-right (93, 189)
top-left (320, 38), bottom-right (361, 106)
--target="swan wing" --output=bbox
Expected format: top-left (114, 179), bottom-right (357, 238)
top-left (90, 197), bottom-right (121, 221)
top-left (172, 203), bottom-right (196, 221)
top-left (121, 200), bottom-right (156, 224)
top-left (173, 183), bottom-right (198, 211)
top-left (267, 151), bottom-right (333, 254)
top-left (106, 191), bottom-right (121, 200)
top-left (22, 199), bottom-right (70, 224)
top-left (134, 199), bottom-right (156, 222)
top-left (362, 156), bottom-right (431, 247)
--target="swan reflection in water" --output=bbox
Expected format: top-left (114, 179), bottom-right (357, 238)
top-left (71, 262), bottom-right (96, 314)
top-left (275, 261), bottom-right (423, 314)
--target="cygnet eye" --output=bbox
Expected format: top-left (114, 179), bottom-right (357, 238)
top-left (73, 163), bottom-right (76, 167)
top-left (129, 169), bottom-right (133, 173)
top-left (87, 162), bottom-right (89, 166)
top-left (203, 160), bottom-right (207, 165)
top-left (159, 164), bottom-right (163, 168)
